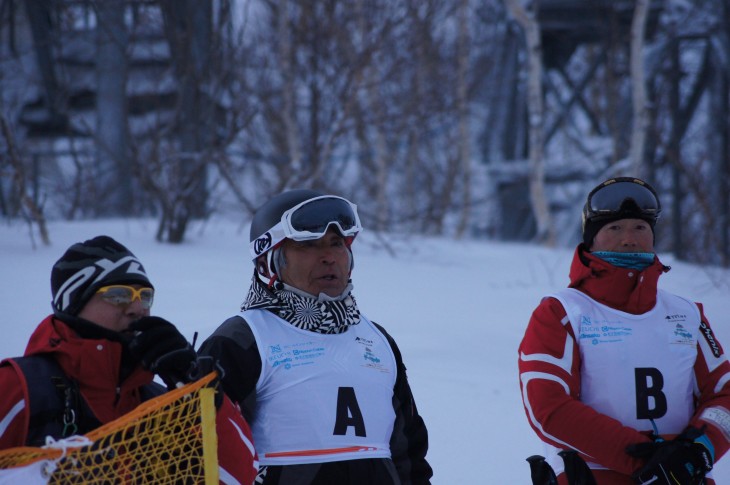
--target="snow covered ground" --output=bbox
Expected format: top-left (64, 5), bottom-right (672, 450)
top-left (2, 218), bottom-right (730, 483)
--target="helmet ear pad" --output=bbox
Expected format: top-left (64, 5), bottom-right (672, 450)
top-left (255, 252), bottom-right (278, 288)
top-left (255, 245), bottom-right (286, 287)
top-left (256, 255), bottom-right (271, 279)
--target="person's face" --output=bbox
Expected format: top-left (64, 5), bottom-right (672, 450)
top-left (77, 284), bottom-right (151, 333)
top-left (591, 218), bottom-right (654, 253)
top-left (279, 228), bottom-right (351, 297)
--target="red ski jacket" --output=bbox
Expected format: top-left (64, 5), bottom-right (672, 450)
top-left (519, 245), bottom-right (730, 484)
top-left (0, 315), bottom-right (257, 484)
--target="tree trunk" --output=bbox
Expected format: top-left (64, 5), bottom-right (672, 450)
top-left (95, 0), bottom-right (130, 215)
top-left (668, 37), bottom-right (683, 259)
top-left (0, 116), bottom-right (50, 246)
top-left (159, 0), bottom-right (213, 242)
top-left (455, 0), bottom-right (472, 238)
top-left (482, 24), bottom-right (521, 161)
top-left (278, 0), bottom-right (302, 180)
top-left (707, 45), bottom-right (729, 265)
top-left (506, 0), bottom-right (555, 245)
top-left (628, 0), bottom-right (650, 177)
top-left (24, 0), bottom-right (65, 126)
top-left (355, 0), bottom-right (389, 232)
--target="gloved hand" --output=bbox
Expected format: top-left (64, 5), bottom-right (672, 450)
top-left (190, 355), bottom-right (226, 409)
top-left (627, 427), bottom-right (714, 485)
top-left (128, 317), bottom-right (197, 389)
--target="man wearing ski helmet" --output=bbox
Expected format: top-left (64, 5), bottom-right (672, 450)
top-left (0, 236), bottom-right (258, 483)
top-left (518, 177), bottom-right (730, 484)
top-left (200, 189), bottom-right (433, 484)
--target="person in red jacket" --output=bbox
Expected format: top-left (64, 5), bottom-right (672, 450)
top-left (519, 177), bottom-right (730, 485)
top-left (0, 235), bottom-right (257, 484)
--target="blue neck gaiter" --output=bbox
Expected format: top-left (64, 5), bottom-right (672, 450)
top-left (592, 251), bottom-right (655, 270)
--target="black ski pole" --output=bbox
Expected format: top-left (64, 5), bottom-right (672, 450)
top-left (559, 450), bottom-right (597, 485)
top-left (526, 455), bottom-right (558, 485)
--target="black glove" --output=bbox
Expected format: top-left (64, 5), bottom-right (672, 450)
top-left (128, 317), bottom-right (197, 389)
top-left (190, 355), bottom-right (226, 409)
top-left (627, 428), bottom-right (714, 485)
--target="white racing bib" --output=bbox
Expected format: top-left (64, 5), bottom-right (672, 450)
top-left (243, 309), bottom-right (397, 465)
top-left (548, 288), bottom-right (701, 471)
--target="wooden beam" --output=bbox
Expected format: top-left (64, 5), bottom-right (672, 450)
top-left (545, 47), bottom-right (607, 143)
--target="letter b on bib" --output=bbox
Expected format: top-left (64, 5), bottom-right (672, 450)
top-left (635, 368), bottom-right (667, 420)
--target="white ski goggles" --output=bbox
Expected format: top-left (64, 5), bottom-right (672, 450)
top-left (249, 195), bottom-right (362, 259)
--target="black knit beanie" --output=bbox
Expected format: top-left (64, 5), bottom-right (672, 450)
top-left (582, 214), bottom-right (656, 247)
top-left (51, 236), bottom-right (153, 316)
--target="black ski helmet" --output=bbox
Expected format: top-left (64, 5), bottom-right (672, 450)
top-left (250, 189), bottom-right (324, 250)
top-left (249, 189), bottom-right (358, 286)
top-left (581, 177), bottom-right (661, 247)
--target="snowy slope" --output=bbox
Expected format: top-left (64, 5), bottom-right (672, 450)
top-left (2, 218), bottom-right (729, 483)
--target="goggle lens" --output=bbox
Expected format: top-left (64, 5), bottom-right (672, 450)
top-left (96, 285), bottom-right (154, 309)
top-left (287, 197), bottom-right (360, 238)
top-left (587, 181), bottom-right (660, 217)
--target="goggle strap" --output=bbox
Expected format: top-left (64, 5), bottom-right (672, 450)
top-left (267, 273), bottom-right (278, 289)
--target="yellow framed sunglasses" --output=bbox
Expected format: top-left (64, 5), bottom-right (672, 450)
top-left (96, 285), bottom-right (154, 309)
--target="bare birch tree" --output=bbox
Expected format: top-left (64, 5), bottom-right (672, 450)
top-left (628, 0), bottom-right (650, 177)
top-left (505, 0), bottom-right (554, 245)
top-left (353, 0), bottom-right (390, 232)
top-left (278, 0), bottom-right (302, 182)
top-left (0, 115), bottom-right (50, 246)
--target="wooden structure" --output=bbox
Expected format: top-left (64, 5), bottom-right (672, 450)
top-left (493, 0), bottom-right (666, 242)
top-left (538, 0), bottom-right (664, 144)
top-left (2, 0), bottom-right (226, 228)
top-left (18, 0), bottom-right (176, 140)
top-left (494, 0), bottom-right (730, 263)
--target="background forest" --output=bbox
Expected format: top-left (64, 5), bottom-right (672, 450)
top-left (1, 0), bottom-right (729, 265)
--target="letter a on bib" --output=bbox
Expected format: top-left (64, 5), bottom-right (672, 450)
top-left (333, 387), bottom-right (366, 437)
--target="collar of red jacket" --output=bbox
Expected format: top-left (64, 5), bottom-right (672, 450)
top-left (24, 315), bottom-right (154, 393)
top-left (568, 244), bottom-right (669, 315)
